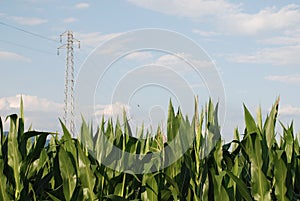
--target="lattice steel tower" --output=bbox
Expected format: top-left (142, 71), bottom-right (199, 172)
top-left (58, 31), bottom-right (80, 135)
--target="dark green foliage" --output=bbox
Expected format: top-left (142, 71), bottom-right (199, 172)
top-left (0, 98), bottom-right (299, 200)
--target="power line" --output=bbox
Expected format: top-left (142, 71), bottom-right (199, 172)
top-left (0, 39), bottom-right (55, 55)
top-left (0, 21), bottom-right (59, 43)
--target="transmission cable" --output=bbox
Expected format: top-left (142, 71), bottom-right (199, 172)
top-left (0, 39), bottom-right (56, 55)
top-left (0, 21), bottom-right (59, 43)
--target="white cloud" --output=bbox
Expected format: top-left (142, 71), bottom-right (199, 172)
top-left (259, 32), bottom-right (300, 46)
top-left (9, 16), bottom-right (47, 26)
top-left (226, 28), bottom-right (300, 66)
top-left (94, 102), bottom-right (130, 116)
top-left (0, 95), bottom-right (63, 131)
top-left (192, 29), bottom-right (220, 37)
top-left (155, 53), bottom-right (214, 70)
top-left (155, 54), bottom-right (187, 68)
top-left (75, 32), bottom-right (123, 48)
top-left (63, 17), bottom-right (77, 23)
top-left (125, 51), bottom-right (153, 60)
top-left (127, 0), bottom-right (238, 18)
top-left (75, 2), bottom-right (90, 9)
top-left (0, 51), bottom-right (31, 62)
top-left (265, 74), bottom-right (300, 85)
top-left (128, 0), bottom-right (300, 36)
top-left (280, 104), bottom-right (300, 116)
top-left (222, 5), bottom-right (300, 35)
top-left (0, 94), bottom-right (62, 112)
top-left (227, 45), bottom-right (300, 66)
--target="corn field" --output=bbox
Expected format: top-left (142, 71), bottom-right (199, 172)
top-left (0, 98), bottom-right (300, 200)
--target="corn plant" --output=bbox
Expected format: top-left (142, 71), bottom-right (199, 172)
top-left (0, 97), bottom-right (299, 200)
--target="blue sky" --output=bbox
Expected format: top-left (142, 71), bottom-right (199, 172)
top-left (0, 0), bottom-right (300, 141)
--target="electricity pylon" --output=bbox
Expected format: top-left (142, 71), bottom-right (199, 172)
top-left (57, 30), bottom-right (80, 135)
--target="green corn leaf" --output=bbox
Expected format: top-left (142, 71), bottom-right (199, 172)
top-left (20, 96), bottom-right (24, 122)
top-left (162, 172), bottom-right (180, 198)
top-left (226, 171), bottom-right (252, 201)
top-left (167, 99), bottom-right (175, 141)
top-left (251, 166), bottom-right (271, 200)
top-left (17, 97), bottom-right (25, 147)
top-left (212, 170), bottom-right (229, 201)
top-left (25, 151), bottom-right (44, 180)
top-left (280, 122), bottom-right (294, 164)
top-left (207, 98), bottom-right (214, 125)
top-left (161, 189), bottom-right (172, 200)
top-left (252, 133), bottom-right (264, 168)
top-left (6, 114), bottom-right (23, 200)
top-left (257, 105), bottom-right (263, 132)
top-left (113, 179), bottom-right (125, 197)
top-left (59, 119), bottom-right (78, 173)
top-left (58, 146), bottom-right (77, 201)
top-left (205, 100), bottom-right (221, 154)
top-left (104, 194), bottom-right (132, 201)
top-left (214, 140), bottom-right (223, 174)
top-left (193, 96), bottom-right (200, 135)
top-left (21, 131), bottom-right (51, 165)
top-left (142, 174), bottom-right (158, 201)
top-left (76, 142), bottom-right (96, 200)
top-left (263, 98), bottom-right (279, 148)
top-left (252, 135), bottom-right (271, 201)
top-left (0, 159), bottom-right (11, 200)
top-left (95, 127), bottom-right (113, 166)
top-left (243, 104), bottom-right (258, 135)
top-left (46, 192), bottom-right (62, 201)
top-left (123, 110), bottom-right (133, 137)
top-left (60, 119), bottom-right (72, 139)
top-left (274, 151), bottom-right (289, 201)
top-left (242, 131), bottom-right (271, 200)
top-left (0, 116), bottom-right (3, 155)
top-left (232, 128), bottom-right (240, 152)
top-left (80, 117), bottom-right (93, 153)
